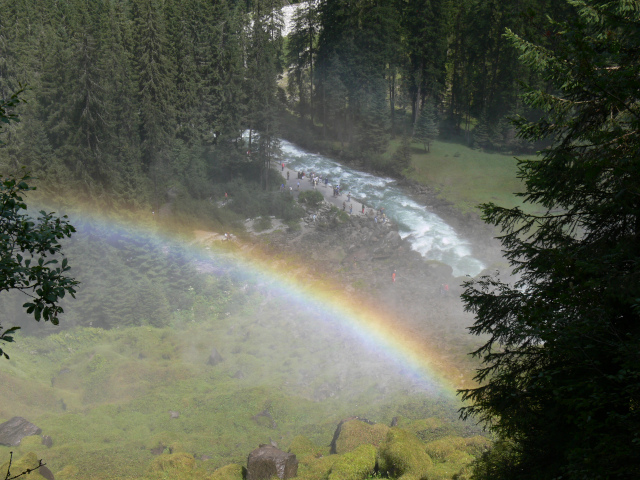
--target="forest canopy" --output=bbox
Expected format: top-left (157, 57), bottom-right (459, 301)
top-left (0, 0), bottom-right (575, 208)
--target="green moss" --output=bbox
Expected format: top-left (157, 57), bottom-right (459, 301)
top-left (147, 452), bottom-right (196, 477)
top-left (55, 464), bottom-right (80, 478)
top-left (333, 420), bottom-right (389, 454)
top-left (296, 455), bottom-right (339, 480)
top-left (328, 444), bottom-right (376, 480)
top-left (427, 451), bottom-right (474, 480)
top-left (424, 436), bottom-right (466, 462)
top-left (288, 436), bottom-right (323, 458)
top-left (210, 463), bottom-right (244, 480)
top-left (378, 428), bottom-right (433, 480)
top-left (406, 417), bottom-right (457, 443)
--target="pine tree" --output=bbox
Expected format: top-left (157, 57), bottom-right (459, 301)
top-left (472, 109), bottom-right (490, 149)
top-left (131, 0), bottom-right (175, 170)
top-left (357, 79), bottom-right (390, 155)
top-left (286, 0), bottom-right (319, 124)
top-left (460, 2), bottom-right (640, 478)
top-left (414, 98), bottom-right (438, 152)
top-left (392, 135), bottom-right (412, 172)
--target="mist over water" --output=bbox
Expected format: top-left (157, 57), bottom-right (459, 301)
top-left (280, 140), bottom-right (486, 277)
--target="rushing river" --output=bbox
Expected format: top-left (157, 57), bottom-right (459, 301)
top-left (279, 139), bottom-right (486, 277)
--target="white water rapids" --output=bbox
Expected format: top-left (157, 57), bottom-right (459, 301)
top-left (279, 139), bottom-right (486, 278)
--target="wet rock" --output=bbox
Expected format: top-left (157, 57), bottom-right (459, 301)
top-left (42, 435), bottom-right (53, 448)
top-left (246, 445), bottom-right (298, 480)
top-left (252, 409), bottom-right (276, 429)
top-left (0, 417), bottom-right (42, 446)
top-left (150, 444), bottom-right (171, 455)
top-left (207, 348), bottom-right (224, 366)
top-left (169, 410), bottom-right (180, 419)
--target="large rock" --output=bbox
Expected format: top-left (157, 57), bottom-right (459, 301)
top-left (0, 417), bottom-right (42, 446)
top-left (207, 348), bottom-right (224, 366)
top-left (246, 445), bottom-right (298, 480)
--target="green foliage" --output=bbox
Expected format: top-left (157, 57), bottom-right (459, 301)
top-left (414, 99), bottom-right (439, 153)
top-left (464, 440), bottom-right (520, 480)
top-left (461, 2), bottom-right (640, 478)
top-left (254, 216), bottom-right (274, 232)
top-left (225, 181), bottom-right (304, 222)
top-left (0, 171), bottom-right (78, 358)
top-left (298, 190), bottom-right (324, 208)
top-left (391, 136), bottom-right (412, 173)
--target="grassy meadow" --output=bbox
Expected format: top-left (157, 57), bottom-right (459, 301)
top-left (396, 138), bottom-right (535, 214)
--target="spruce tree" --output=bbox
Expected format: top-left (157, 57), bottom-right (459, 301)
top-left (414, 98), bottom-right (438, 152)
top-left (357, 80), bottom-right (390, 155)
top-left (460, 2), bottom-right (640, 478)
top-left (392, 135), bottom-right (412, 172)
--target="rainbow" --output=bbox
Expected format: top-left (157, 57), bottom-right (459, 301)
top-left (40, 199), bottom-right (473, 402)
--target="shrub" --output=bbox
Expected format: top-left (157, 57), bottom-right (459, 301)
top-left (254, 216), bottom-right (273, 232)
top-left (298, 190), bottom-right (324, 208)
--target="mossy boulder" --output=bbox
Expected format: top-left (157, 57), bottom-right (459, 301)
top-left (378, 428), bottom-right (433, 480)
top-left (211, 463), bottom-right (244, 480)
top-left (331, 419), bottom-right (389, 454)
top-left (0, 452), bottom-right (49, 480)
top-left (296, 455), bottom-right (338, 480)
top-left (425, 436), bottom-right (466, 462)
top-left (288, 435), bottom-right (324, 458)
top-left (148, 452), bottom-right (196, 475)
top-left (328, 444), bottom-right (376, 480)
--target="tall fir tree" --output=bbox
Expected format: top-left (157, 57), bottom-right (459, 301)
top-left (414, 98), bottom-right (439, 152)
top-left (461, 2), bottom-right (640, 478)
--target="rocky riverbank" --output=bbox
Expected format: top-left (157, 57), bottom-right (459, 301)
top-left (246, 191), bottom-right (500, 381)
